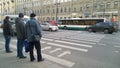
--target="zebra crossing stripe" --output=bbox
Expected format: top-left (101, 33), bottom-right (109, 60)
top-left (55, 40), bottom-right (92, 48)
top-left (46, 42), bottom-right (88, 52)
top-left (42, 38), bottom-right (93, 48)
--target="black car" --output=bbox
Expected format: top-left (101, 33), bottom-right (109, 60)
top-left (87, 22), bottom-right (117, 34)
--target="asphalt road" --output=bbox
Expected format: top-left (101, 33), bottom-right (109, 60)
top-left (0, 29), bottom-right (120, 68)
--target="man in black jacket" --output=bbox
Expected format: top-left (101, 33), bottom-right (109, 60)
top-left (3, 16), bottom-right (13, 53)
top-left (15, 13), bottom-right (26, 58)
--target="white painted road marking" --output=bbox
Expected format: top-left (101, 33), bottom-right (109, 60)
top-left (50, 48), bottom-right (62, 53)
top-left (98, 43), bottom-right (106, 46)
top-left (42, 38), bottom-right (53, 41)
top-left (114, 46), bottom-right (120, 48)
top-left (2, 41), bottom-right (75, 68)
top-left (114, 51), bottom-right (119, 53)
top-left (62, 38), bottom-right (96, 45)
top-left (42, 38), bottom-right (93, 48)
top-left (55, 40), bottom-right (93, 48)
top-left (46, 42), bottom-right (88, 52)
top-left (42, 54), bottom-right (75, 68)
top-left (41, 46), bottom-right (52, 51)
top-left (58, 51), bottom-right (71, 57)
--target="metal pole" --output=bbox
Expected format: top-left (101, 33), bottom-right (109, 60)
top-left (55, 0), bottom-right (58, 23)
top-left (32, 0), bottom-right (34, 13)
top-left (0, 1), bottom-right (2, 20)
top-left (118, 0), bottom-right (120, 31)
top-left (118, 0), bottom-right (120, 22)
top-left (92, 0), bottom-right (94, 18)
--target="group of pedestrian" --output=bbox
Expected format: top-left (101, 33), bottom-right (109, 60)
top-left (2, 13), bottom-right (44, 62)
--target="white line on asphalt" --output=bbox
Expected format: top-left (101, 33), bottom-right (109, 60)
top-left (46, 42), bottom-right (88, 52)
top-left (41, 41), bottom-right (46, 43)
top-left (62, 38), bottom-right (96, 45)
top-left (42, 53), bottom-right (75, 68)
top-left (57, 51), bottom-right (71, 57)
top-left (41, 46), bottom-right (52, 51)
top-left (113, 51), bottom-right (119, 53)
top-left (50, 48), bottom-right (62, 53)
top-left (42, 38), bottom-right (53, 41)
top-left (11, 39), bottom-right (17, 42)
top-left (55, 40), bottom-right (93, 48)
top-left (114, 46), bottom-right (120, 48)
top-left (42, 38), bottom-right (93, 48)
top-left (97, 43), bottom-right (106, 46)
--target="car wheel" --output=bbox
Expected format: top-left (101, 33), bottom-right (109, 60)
top-left (104, 29), bottom-right (109, 34)
top-left (109, 31), bottom-right (113, 34)
top-left (63, 26), bottom-right (67, 30)
top-left (49, 28), bottom-right (52, 31)
top-left (88, 28), bottom-right (92, 32)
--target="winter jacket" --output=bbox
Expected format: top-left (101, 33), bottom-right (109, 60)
top-left (25, 17), bottom-right (42, 42)
top-left (15, 18), bottom-right (26, 40)
top-left (3, 19), bottom-right (13, 36)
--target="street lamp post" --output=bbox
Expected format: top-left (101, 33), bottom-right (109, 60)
top-left (32, 0), bottom-right (34, 13)
top-left (55, 0), bottom-right (60, 23)
top-left (23, 7), bottom-right (27, 15)
top-left (0, 1), bottom-right (2, 20)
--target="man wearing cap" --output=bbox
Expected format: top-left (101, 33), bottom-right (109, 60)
top-left (25, 13), bottom-right (44, 62)
top-left (15, 13), bottom-right (26, 58)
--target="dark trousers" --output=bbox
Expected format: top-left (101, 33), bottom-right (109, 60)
top-left (29, 41), bottom-right (42, 61)
top-left (17, 38), bottom-right (25, 57)
top-left (4, 35), bottom-right (11, 52)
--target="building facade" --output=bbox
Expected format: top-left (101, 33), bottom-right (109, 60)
top-left (1, 0), bottom-right (120, 22)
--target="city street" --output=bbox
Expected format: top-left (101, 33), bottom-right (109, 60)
top-left (0, 29), bottom-right (120, 68)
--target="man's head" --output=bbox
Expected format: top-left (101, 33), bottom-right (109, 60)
top-left (30, 13), bottom-right (36, 18)
top-left (19, 13), bottom-right (24, 18)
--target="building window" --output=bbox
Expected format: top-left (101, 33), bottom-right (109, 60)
top-left (74, 8), bottom-right (76, 12)
top-left (68, 7), bottom-right (71, 12)
top-left (60, 17), bottom-right (62, 19)
top-left (53, 9), bottom-right (55, 13)
top-left (47, 9), bottom-right (49, 13)
top-left (80, 7), bottom-right (82, 11)
top-left (86, 3), bottom-right (90, 10)
top-left (114, 1), bottom-right (118, 9)
top-left (99, 3), bottom-right (105, 10)
top-left (106, 2), bottom-right (111, 9)
top-left (60, 8), bottom-right (63, 13)
top-left (64, 7), bottom-right (67, 12)
top-left (93, 3), bottom-right (97, 10)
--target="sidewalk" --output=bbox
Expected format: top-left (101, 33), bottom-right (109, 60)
top-left (0, 49), bottom-right (63, 68)
top-left (0, 45), bottom-right (63, 68)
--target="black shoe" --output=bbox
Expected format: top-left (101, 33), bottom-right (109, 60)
top-left (6, 51), bottom-right (13, 53)
top-left (19, 56), bottom-right (27, 59)
top-left (31, 58), bottom-right (36, 62)
top-left (38, 58), bottom-right (44, 62)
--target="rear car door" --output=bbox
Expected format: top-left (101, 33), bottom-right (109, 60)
top-left (94, 23), bottom-right (102, 32)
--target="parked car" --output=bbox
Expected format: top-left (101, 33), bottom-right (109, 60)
top-left (41, 22), bottom-right (58, 31)
top-left (86, 22), bottom-right (117, 34)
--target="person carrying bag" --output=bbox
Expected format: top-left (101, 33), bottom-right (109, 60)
top-left (25, 13), bottom-right (44, 62)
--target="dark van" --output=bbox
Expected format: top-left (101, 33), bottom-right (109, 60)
top-left (87, 22), bottom-right (118, 34)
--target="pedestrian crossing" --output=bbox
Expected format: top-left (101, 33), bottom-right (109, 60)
top-left (0, 31), bottom-right (106, 68)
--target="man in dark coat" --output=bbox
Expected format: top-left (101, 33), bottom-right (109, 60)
top-left (15, 13), bottom-right (26, 58)
top-left (3, 16), bottom-right (13, 53)
top-left (25, 13), bottom-right (44, 62)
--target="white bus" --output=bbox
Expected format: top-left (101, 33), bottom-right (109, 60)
top-left (58, 18), bottom-right (106, 30)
